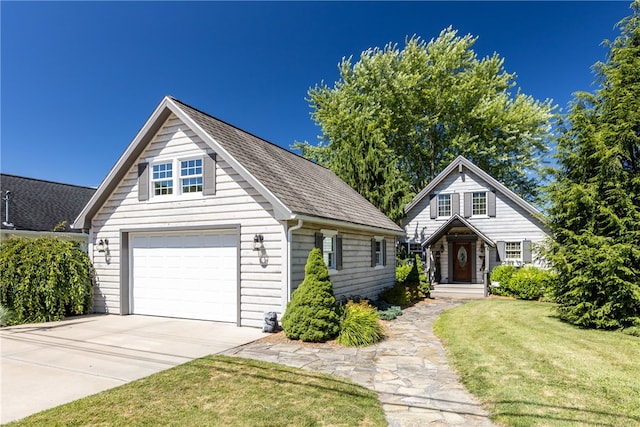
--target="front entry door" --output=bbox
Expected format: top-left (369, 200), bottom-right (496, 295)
top-left (453, 242), bottom-right (472, 282)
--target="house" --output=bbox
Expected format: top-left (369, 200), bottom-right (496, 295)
top-left (73, 96), bottom-right (404, 327)
top-left (402, 156), bottom-right (549, 297)
top-left (1, 174), bottom-right (95, 244)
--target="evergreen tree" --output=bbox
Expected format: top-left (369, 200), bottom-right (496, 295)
top-left (296, 28), bottom-right (555, 222)
top-left (545, 1), bottom-right (640, 329)
top-left (281, 248), bottom-right (340, 342)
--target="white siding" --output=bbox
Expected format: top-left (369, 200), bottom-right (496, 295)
top-left (403, 167), bottom-right (548, 282)
top-left (290, 223), bottom-right (396, 301)
top-left (90, 114), bottom-right (283, 327)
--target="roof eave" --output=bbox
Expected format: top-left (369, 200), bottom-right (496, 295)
top-left (292, 214), bottom-right (405, 236)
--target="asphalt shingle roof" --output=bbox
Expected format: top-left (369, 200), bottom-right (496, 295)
top-left (172, 98), bottom-right (402, 233)
top-left (1, 174), bottom-right (96, 232)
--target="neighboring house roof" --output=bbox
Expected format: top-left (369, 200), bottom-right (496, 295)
top-left (73, 96), bottom-right (403, 234)
top-left (405, 155), bottom-right (541, 218)
top-left (422, 214), bottom-right (495, 247)
top-left (1, 174), bottom-right (96, 232)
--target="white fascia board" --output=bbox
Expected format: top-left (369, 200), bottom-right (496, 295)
top-left (167, 99), bottom-right (293, 221)
top-left (72, 96), bottom-right (174, 229)
top-left (293, 214), bottom-right (405, 237)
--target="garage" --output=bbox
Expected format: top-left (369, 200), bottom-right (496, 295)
top-left (130, 230), bottom-right (238, 322)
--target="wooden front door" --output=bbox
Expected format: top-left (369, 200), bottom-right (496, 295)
top-left (452, 242), bottom-right (472, 282)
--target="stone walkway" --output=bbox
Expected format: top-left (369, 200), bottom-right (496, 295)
top-left (224, 298), bottom-right (495, 426)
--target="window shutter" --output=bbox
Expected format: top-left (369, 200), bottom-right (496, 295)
top-left (429, 195), bottom-right (437, 219)
top-left (371, 238), bottom-right (376, 267)
top-left (138, 162), bottom-right (149, 201)
top-left (382, 239), bottom-right (387, 266)
top-left (488, 191), bottom-right (496, 217)
top-left (336, 235), bottom-right (343, 270)
top-left (523, 240), bottom-right (532, 263)
top-left (315, 232), bottom-right (323, 252)
top-left (496, 241), bottom-right (505, 262)
top-left (452, 193), bottom-right (460, 215)
top-left (464, 192), bottom-right (472, 218)
top-left (203, 153), bottom-right (217, 196)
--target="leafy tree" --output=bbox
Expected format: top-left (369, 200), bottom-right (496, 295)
top-left (545, 1), bottom-right (640, 329)
top-left (281, 248), bottom-right (340, 342)
top-left (296, 28), bottom-right (555, 222)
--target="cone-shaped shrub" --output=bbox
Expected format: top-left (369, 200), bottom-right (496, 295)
top-left (281, 248), bottom-right (340, 342)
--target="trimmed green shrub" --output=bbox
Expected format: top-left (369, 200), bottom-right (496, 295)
top-left (490, 265), bottom-right (555, 300)
top-left (0, 305), bottom-right (15, 326)
top-left (281, 248), bottom-right (340, 342)
top-left (415, 255), bottom-right (430, 297)
top-left (336, 301), bottom-right (384, 347)
top-left (385, 256), bottom-right (425, 306)
top-left (489, 265), bottom-right (518, 296)
top-left (0, 237), bottom-right (93, 324)
top-left (395, 264), bottom-right (412, 283)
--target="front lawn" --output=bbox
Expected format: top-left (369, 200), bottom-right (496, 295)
top-left (434, 298), bottom-right (640, 426)
top-left (8, 355), bottom-right (386, 426)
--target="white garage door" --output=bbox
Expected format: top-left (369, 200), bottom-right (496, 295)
top-left (130, 231), bottom-right (237, 322)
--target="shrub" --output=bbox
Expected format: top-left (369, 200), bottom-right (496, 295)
top-left (0, 305), bottom-right (15, 326)
top-left (489, 265), bottom-right (518, 296)
top-left (415, 255), bottom-right (430, 297)
top-left (370, 300), bottom-right (402, 320)
top-left (384, 256), bottom-right (425, 306)
top-left (490, 265), bottom-right (554, 300)
top-left (336, 301), bottom-right (384, 347)
top-left (395, 264), bottom-right (412, 283)
top-left (0, 237), bottom-right (93, 324)
top-left (281, 248), bottom-right (340, 342)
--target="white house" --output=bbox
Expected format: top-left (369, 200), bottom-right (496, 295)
top-left (73, 96), bottom-right (404, 327)
top-left (402, 156), bottom-right (549, 297)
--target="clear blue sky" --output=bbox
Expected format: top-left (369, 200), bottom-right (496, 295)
top-left (1, 1), bottom-right (633, 188)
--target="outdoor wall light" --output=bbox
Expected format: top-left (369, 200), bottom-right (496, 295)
top-left (97, 239), bottom-right (109, 253)
top-left (253, 234), bottom-right (264, 251)
top-left (440, 243), bottom-right (445, 252)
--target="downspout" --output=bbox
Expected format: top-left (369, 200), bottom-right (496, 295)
top-left (286, 219), bottom-right (304, 301)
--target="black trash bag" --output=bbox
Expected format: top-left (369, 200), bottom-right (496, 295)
top-left (263, 311), bottom-right (279, 333)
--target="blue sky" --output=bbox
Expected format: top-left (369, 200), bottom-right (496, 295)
top-left (1, 1), bottom-right (633, 188)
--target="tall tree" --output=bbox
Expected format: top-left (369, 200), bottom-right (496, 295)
top-left (296, 28), bottom-right (556, 222)
top-left (545, 1), bottom-right (640, 329)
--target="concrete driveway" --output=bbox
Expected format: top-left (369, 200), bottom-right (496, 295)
top-left (0, 314), bottom-right (264, 424)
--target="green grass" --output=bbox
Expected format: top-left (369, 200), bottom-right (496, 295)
top-left (8, 355), bottom-right (386, 427)
top-left (434, 298), bottom-right (640, 427)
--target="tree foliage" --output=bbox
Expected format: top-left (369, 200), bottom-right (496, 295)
top-left (0, 237), bottom-right (94, 324)
top-left (296, 28), bottom-right (556, 222)
top-left (545, 1), bottom-right (640, 329)
top-left (281, 248), bottom-right (340, 342)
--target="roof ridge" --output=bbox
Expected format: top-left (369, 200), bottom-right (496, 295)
top-left (0, 173), bottom-right (97, 190)
top-left (169, 97), bottom-right (327, 172)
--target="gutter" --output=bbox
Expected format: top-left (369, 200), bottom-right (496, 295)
top-left (286, 219), bottom-right (304, 302)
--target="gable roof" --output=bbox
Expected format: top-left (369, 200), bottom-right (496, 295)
top-left (1, 174), bottom-right (96, 232)
top-left (405, 156), bottom-right (541, 218)
top-left (422, 214), bottom-right (495, 248)
top-left (73, 96), bottom-right (403, 234)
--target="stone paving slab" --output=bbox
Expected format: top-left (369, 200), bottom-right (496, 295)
top-left (225, 298), bottom-right (495, 426)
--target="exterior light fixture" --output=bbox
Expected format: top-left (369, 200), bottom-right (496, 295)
top-left (97, 239), bottom-right (109, 253)
top-left (253, 234), bottom-right (264, 251)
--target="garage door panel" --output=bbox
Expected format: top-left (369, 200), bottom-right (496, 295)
top-left (130, 231), bottom-right (238, 322)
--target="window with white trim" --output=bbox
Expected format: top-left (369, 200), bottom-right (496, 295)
top-left (180, 159), bottom-right (203, 193)
top-left (375, 239), bottom-right (383, 266)
top-left (323, 236), bottom-right (336, 269)
top-left (437, 194), bottom-right (451, 217)
top-left (152, 162), bottom-right (173, 196)
top-left (505, 241), bottom-right (522, 261)
top-left (472, 192), bottom-right (487, 216)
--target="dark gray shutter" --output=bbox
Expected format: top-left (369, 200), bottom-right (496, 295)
top-left (382, 239), bottom-right (387, 266)
top-left (429, 195), bottom-right (437, 219)
top-left (496, 241), bottom-right (505, 262)
top-left (452, 193), bottom-right (460, 215)
top-left (336, 235), bottom-right (343, 270)
top-left (371, 238), bottom-right (376, 267)
top-left (464, 192), bottom-right (472, 218)
top-left (315, 232), bottom-right (323, 252)
top-left (488, 191), bottom-right (496, 217)
top-left (203, 153), bottom-right (217, 196)
top-left (138, 162), bottom-right (149, 201)
top-left (523, 240), bottom-right (532, 263)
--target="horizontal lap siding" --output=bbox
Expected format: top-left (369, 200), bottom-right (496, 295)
top-left (91, 114), bottom-right (283, 326)
top-left (291, 224), bottom-right (396, 301)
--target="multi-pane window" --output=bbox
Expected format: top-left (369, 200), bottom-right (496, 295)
top-left (437, 194), bottom-right (451, 217)
top-left (375, 240), bottom-right (383, 266)
top-left (180, 159), bottom-right (203, 193)
top-left (505, 242), bottom-right (522, 260)
top-left (323, 236), bottom-right (335, 269)
top-left (472, 192), bottom-right (487, 216)
top-left (152, 162), bottom-right (173, 196)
